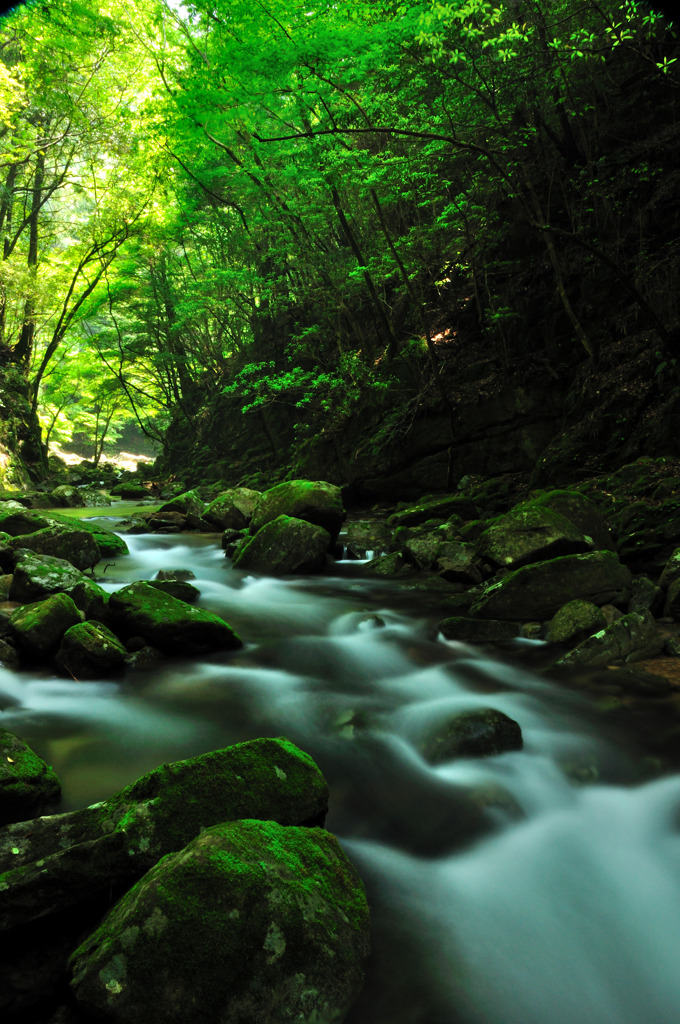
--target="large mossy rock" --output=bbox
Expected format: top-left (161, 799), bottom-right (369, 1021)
top-left (250, 479), bottom-right (344, 542)
top-left (69, 819), bottom-right (370, 1024)
top-left (56, 620), bottom-right (127, 678)
top-left (0, 728), bottom-right (61, 826)
top-left (0, 501), bottom-right (50, 536)
top-left (477, 505), bottom-right (593, 570)
top-left (9, 549), bottom-right (90, 603)
top-left (108, 581), bottom-right (242, 655)
top-left (157, 489), bottom-right (206, 518)
top-left (532, 490), bottom-right (613, 549)
top-left (419, 709), bottom-right (523, 765)
top-left (387, 494), bottom-right (480, 528)
top-left (9, 592), bottom-right (82, 657)
top-left (43, 511), bottom-right (129, 559)
top-left (0, 737), bottom-right (329, 931)
top-left (233, 515), bottom-right (332, 574)
top-left (50, 484), bottom-right (85, 507)
top-left (203, 487), bottom-right (261, 530)
top-left (545, 599), bottom-right (608, 644)
top-left (555, 609), bottom-right (663, 668)
top-left (471, 551), bottom-right (632, 620)
top-left (8, 524), bottom-right (101, 570)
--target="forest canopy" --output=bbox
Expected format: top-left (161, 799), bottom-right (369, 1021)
top-left (0, 0), bottom-right (677, 483)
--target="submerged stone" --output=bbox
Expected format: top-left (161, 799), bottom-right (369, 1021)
top-left (439, 617), bottom-right (521, 642)
top-left (69, 819), bottom-right (370, 1024)
top-left (420, 709), bottom-right (523, 765)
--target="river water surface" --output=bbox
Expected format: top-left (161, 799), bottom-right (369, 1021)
top-left (2, 525), bottom-right (680, 1024)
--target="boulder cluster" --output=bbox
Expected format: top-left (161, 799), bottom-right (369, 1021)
top-left (0, 737), bottom-right (370, 1023)
top-left (347, 460), bottom-right (680, 694)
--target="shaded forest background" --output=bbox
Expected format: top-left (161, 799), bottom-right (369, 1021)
top-left (0, 0), bottom-right (678, 499)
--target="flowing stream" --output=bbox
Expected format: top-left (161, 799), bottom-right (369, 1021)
top-left (2, 525), bottom-right (680, 1024)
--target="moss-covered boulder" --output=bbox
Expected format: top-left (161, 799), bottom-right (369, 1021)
top-left (419, 709), bottom-right (523, 765)
top-left (0, 728), bottom-right (61, 826)
top-left (439, 617), bottom-right (522, 643)
top-left (8, 524), bottom-right (101, 570)
top-left (68, 578), bottom-right (110, 621)
top-left (203, 487), bottom-right (261, 530)
top-left (0, 737), bottom-right (329, 931)
top-left (545, 599), bottom-right (608, 645)
top-left (233, 515), bottom-right (331, 574)
top-left (611, 498), bottom-right (680, 569)
top-left (43, 511), bottom-right (129, 559)
top-left (157, 489), bottom-right (206, 518)
top-left (531, 490), bottom-right (613, 550)
top-left (555, 609), bottom-right (663, 668)
top-left (362, 552), bottom-right (413, 577)
top-left (9, 592), bottom-right (82, 657)
top-left (110, 482), bottom-right (150, 499)
top-left (108, 581), bottom-right (242, 654)
top-left (69, 818), bottom-right (369, 1024)
top-left (9, 550), bottom-right (89, 603)
top-left (344, 519), bottom-right (392, 559)
top-left (50, 484), bottom-right (85, 507)
top-left (250, 479), bottom-right (344, 542)
top-left (471, 551), bottom-right (633, 621)
top-left (387, 494), bottom-right (480, 528)
top-left (477, 504), bottom-right (594, 570)
top-left (56, 621), bottom-right (127, 678)
top-left (0, 501), bottom-right (51, 536)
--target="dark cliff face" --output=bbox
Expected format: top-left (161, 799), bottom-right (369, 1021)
top-left (155, 323), bottom-right (680, 500)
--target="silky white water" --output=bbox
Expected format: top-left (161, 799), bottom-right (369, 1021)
top-left (1, 528), bottom-right (679, 1024)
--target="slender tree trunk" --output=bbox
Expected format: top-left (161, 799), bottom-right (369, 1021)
top-left (14, 148), bottom-right (45, 366)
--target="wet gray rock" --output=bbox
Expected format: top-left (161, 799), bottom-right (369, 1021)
top-left (420, 708), bottom-right (523, 764)
top-left (439, 617), bottom-right (521, 643)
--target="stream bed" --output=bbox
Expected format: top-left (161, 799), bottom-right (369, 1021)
top-left (2, 527), bottom-right (680, 1024)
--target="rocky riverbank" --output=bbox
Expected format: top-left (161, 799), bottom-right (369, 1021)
top-left (3, 455), bottom-right (680, 1021)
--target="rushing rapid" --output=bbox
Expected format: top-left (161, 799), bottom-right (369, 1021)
top-left (2, 529), bottom-right (679, 1024)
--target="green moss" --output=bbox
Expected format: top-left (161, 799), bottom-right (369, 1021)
top-left (44, 510), bottom-right (129, 557)
top-left (69, 819), bottom-right (369, 1024)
